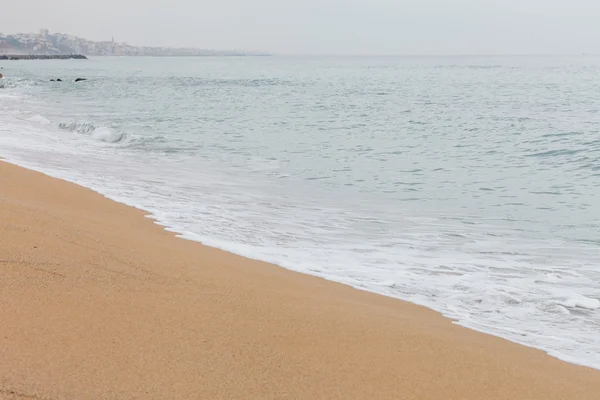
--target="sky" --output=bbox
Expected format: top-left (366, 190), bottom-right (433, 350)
top-left (1, 0), bottom-right (599, 55)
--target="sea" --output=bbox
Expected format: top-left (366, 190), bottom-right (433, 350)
top-left (0, 56), bottom-right (599, 369)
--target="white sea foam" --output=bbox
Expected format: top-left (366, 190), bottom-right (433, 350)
top-left (91, 127), bottom-right (126, 143)
top-left (557, 296), bottom-right (600, 310)
top-left (27, 115), bottom-right (51, 125)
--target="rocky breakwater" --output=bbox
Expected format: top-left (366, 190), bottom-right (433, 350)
top-left (0, 54), bottom-right (88, 60)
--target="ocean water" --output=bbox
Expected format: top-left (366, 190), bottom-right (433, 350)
top-left (1, 56), bottom-right (599, 369)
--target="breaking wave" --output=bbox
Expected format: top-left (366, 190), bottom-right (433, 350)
top-left (58, 121), bottom-right (128, 143)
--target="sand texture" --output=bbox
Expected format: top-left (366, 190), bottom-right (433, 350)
top-left (1, 161), bottom-right (599, 400)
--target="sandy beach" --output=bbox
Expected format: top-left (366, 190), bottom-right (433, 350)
top-left (0, 159), bottom-right (599, 400)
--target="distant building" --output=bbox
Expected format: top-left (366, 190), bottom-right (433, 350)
top-left (40, 29), bottom-right (49, 38)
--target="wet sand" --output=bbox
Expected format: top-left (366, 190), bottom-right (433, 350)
top-left (1, 160), bottom-right (599, 400)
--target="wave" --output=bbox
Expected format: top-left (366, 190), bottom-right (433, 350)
top-left (27, 115), bottom-right (52, 125)
top-left (437, 64), bottom-right (505, 70)
top-left (526, 149), bottom-right (584, 158)
top-left (0, 77), bottom-right (38, 89)
top-left (57, 120), bottom-right (184, 150)
top-left (168, 76), bottom-right (292, 88)
top-left (58, 121), bottom-right (128, 143)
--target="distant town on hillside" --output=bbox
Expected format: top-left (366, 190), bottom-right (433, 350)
top-left (0, 29), bottom-right (270, 57)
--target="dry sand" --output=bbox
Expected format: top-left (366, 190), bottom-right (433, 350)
top-left (1, 160), bottom-right (599, 400)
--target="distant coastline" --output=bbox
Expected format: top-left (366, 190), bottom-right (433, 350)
top-left (0, 29), bottom-right (270, 57)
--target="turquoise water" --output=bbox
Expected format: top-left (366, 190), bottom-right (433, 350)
top-left (1, 56), bottom-right (599, 368)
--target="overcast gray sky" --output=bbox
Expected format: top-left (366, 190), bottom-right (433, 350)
top-left (2, 0), bottom-right (599, 54)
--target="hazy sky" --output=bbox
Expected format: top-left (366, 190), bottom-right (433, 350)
top-left (2, 0), bottom-right (599, 55)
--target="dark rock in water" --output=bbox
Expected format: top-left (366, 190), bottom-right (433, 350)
top-left (50, 79), bottom-right (55, 82)
top-left (75, 78), bottom-right (87, 82)
top-left (57, 79), bottom-right (63, 82)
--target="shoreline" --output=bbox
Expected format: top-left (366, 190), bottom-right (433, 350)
top-left (1, 159), bottom-right (600, 399)
top-left (4, 153), bottom-right (598, 372)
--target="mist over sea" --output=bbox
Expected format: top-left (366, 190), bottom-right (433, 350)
top-left (1, 56), bottom-right (599, 369)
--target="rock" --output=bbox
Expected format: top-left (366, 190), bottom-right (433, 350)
top-left (57, 78), bottom-right (62, 82)
top-left (75, 78), bottom-right (87, 82)
top-left (0, 54), bottom-right (88, 60)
